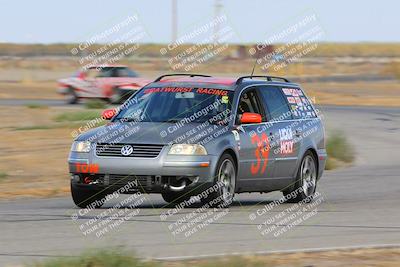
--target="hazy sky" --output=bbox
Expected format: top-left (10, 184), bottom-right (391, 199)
top-left (0, 0), bottom-right (398, 43)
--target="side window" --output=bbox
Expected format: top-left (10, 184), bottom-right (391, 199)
top-left (281, 87), bottom-right (317, 119)
top-left (237, 88), bottom-right (265, 122)
top-left (98, 68), bottom-right (113, 77)
top-left (113, 68), bottom-right (138, 77)
top-left (258, 86), bottom-right (292, 121)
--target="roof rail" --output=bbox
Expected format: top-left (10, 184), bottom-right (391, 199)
top-left (154, 73), bottom-right (212, 82)
top-left (236, 75), bottom-right (290, 84)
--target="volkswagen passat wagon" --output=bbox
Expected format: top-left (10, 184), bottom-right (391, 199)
top-left (68, 74), bottom-right (327, 208)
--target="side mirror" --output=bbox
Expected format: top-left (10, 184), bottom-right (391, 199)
top-left (78, 72), bottom-right (86, 79)
top-left (102, 108), bottom-right (117, 120)
top-left (240, 112), bottom-right (262, 124)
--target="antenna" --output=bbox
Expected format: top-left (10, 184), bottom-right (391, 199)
top-left (250, 57), bottom-right (257, 78)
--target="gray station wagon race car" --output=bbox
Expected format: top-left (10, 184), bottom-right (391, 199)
top-left (68, 74), bottom-right (327, 208)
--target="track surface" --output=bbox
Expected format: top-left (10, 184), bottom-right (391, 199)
top-left (1, 105), bottom-right (400, 266)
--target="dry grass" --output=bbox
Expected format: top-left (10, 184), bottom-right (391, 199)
top-left (31, 247), bottom-right (400, 267)
top-left (305, 81), bottom-right (400, 107)
top-left (2, 43), bottom-right (400, 58)
top-left (0, 106), bottom-right (85, 199)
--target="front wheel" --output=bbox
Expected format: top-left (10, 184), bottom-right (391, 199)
top-left (65, 87), bottom-right (79, 104)
top-left (201, 153), bottom-right (236, 208)
top-left (109, 87), bottom-right (123, 104)
top-left (283, 151), bottom-right (318, 203)
top-left (71, 182), bottom-right (107, 208)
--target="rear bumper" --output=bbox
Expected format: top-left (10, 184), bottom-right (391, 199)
top-left (317, 148), bottom-right (328, 179)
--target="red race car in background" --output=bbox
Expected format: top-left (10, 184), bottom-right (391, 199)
top-left (57, 65), bottom-right (151, 104)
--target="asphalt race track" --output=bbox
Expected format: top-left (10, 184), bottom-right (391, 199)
top-left (1, 105), bottom-right (400, 266)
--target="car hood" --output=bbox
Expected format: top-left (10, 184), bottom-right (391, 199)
top-left (76, 121), bottom-right (229, 146)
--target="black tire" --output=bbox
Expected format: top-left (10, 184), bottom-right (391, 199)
top-left (65, 87), bottom-right (79, 104)
top-left (283, 151), bottom-right (318, 203)
top-left (161, 191), bottom-right (192, 204)
top-left (201, 153), bottom-right (236, 208)
top-left (109, 87), bottom-right (122, 104)
top-left (71, 182), bottom-right (107, 208)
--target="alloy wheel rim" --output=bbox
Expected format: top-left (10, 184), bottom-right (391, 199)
top-left (218, 159), bottom-right (235, 203)
top-left (301, 155), bottom-right (317, 197)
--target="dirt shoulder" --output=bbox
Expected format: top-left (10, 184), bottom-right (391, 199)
top-left (0, 106), bottom-right (77, 199)
top-left (166, 247), bottom-right (400, 267)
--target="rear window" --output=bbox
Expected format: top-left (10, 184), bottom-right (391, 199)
top-left (258, 86), bottom-right (292, 121)
top-left (281, 87), bottom-right (316, 119)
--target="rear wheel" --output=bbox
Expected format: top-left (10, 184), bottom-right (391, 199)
top-left (201, 153), bottom-right (236, 208)
top-left (283, 151), bottom-right (317, 203)
top-left (71, 182), bottom-right (107, 208)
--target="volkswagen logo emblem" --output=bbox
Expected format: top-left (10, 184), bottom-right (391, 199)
top-left (120, 145), bottom-right (133, 156)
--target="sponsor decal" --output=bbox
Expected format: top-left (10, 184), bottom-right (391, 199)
top-left (279, 128), bottom-right (294, 154)
top-left (287, 97), bottom-right (296, 104)
top-left (144, 87), bottom-right (228, 96)
top-left (282, 88), bottom-right (292, 95)
top-left (232, 130), bottom-right (241, 150)
top-left (221, 95), bottom-right (229, 104)
top-left (283, 88), bottom-right (315, 119)
top-left (75, 163), bottom-right (99, 173)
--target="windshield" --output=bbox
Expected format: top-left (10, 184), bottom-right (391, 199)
top-left (114, 86), bottom-right (234, 124)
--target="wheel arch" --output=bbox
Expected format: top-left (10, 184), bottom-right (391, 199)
top-left (221, 148), bottom-right (239, 172)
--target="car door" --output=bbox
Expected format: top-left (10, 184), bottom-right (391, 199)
top-left (95, 67), bottom-right (115, 97)
top-left (258, 86), bottom-right (301, 179)
top-left (70, 68), bottom-right (99, 98)
top-left (236, 87), bottom-right (275, 190)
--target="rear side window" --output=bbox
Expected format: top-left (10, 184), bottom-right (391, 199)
top-left (115, 67), bottom-right (138, 77)
top-left (281, 87), bottom-right (316, 119)
top-left (258, 86), bottom-right (291, 121)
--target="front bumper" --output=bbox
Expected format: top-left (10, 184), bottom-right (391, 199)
top-left (57, 87), bottom-right (69, 95)
top-left (68, 148), bottom-right (218, 193)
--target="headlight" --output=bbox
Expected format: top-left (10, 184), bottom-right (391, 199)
top-left (168, 144), bottom-right (207, 155)
top-left (71, 141), bottom-right (91, 152)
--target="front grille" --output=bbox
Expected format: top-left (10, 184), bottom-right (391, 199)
top-left (96, 143), bottom-right (164, 158)
top-left (106, 174), bottom-right (150, 187)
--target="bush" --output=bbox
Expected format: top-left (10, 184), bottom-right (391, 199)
top-left (85, 99), bottom-right (107, 109)
top-left (0, 172), bottom-right (8, 181)
top-left (26, 103), bottom-right (48, 109)
top-left (384, 62), bottom-right (400, 80)
top-left (54, 111), bottom-right (101, 122)
top-left (32, 250), bottom-right (158, 267)
top-left (325, 131), bottom-right (355, 169)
